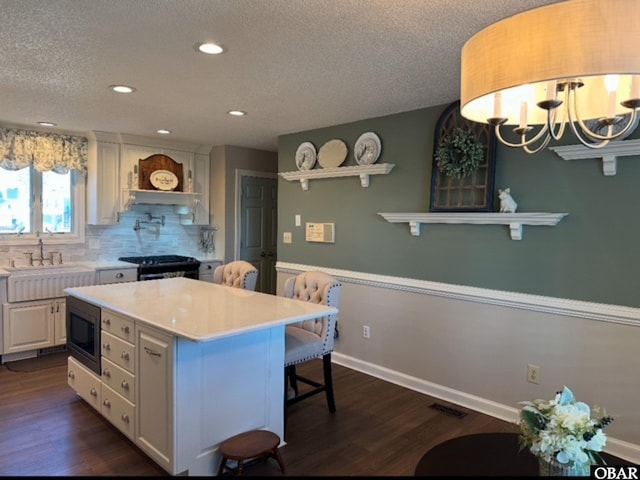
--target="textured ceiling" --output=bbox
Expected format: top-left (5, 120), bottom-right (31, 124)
top-left (0, 0), bottom-right (561, 152)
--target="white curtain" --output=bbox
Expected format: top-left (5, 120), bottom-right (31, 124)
top-left (0, 127), bottom-right (88, 175)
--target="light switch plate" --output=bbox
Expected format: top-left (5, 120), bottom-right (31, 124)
top-left (295, 214), bottom-right (301, 227)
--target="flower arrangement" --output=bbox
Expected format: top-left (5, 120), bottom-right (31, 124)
top-left (519, 386), bottom-right (614, 469)
top-left (435, 127), bottom-right (484, 179)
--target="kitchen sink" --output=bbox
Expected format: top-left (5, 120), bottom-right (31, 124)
top-left (6, 264), bottom-right (96, 302)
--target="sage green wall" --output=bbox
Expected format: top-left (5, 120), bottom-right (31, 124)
top-left (278, 104), bottom-right (640, 308)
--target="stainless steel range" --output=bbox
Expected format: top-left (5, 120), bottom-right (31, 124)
top-left (118, 254), bottom-right (201, 281)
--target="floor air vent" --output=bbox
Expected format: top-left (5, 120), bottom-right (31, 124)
top-left (429, 402), bottom-right (468, 419)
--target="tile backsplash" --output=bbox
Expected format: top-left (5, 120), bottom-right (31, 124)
top-left (0, 204), bottom-right (216, 268)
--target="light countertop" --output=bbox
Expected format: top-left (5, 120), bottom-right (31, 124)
top-left (65, 277), bottom-right (337, 342)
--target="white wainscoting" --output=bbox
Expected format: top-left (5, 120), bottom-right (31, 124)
top-left (276, 262), bottom-right (640, 464)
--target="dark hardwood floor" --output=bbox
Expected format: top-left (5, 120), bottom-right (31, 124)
top-left (0, 355), bottom-right (519, 476)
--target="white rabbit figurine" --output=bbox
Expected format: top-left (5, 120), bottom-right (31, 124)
top-left (498, 188), bottom-right (518, 213)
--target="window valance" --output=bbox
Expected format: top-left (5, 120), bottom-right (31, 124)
top-left (0, 127), bottom-right (88, 175)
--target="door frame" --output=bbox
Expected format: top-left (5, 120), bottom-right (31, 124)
top-left (233, 169), bottom-right (278, 261)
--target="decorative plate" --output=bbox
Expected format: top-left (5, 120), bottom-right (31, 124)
top-left (150, 169), bottom-right (179, 191)
top-left (317, 139), bottom-right (348, 168)
top-left (354, 131), bottom-right (382, 165)
top-left (295, 142), bottom-right (317, 171)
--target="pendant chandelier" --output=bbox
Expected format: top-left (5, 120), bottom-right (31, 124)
top-left (460, 0), bottom-right (640, 153)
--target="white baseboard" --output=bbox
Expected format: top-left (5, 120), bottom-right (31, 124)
top-left (332, 351), bottom-right (640, 465)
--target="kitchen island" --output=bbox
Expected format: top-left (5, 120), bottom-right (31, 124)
top-left (64, 277), bottom-right (338, 476)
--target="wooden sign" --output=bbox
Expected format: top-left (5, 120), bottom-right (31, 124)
top-left (138, 154), bottom-right (184, 191)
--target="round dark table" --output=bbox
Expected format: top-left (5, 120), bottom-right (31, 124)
top-left (414, 432), bottom-right (634, 477)
top-left (414, 432), bottom-right (537, 476)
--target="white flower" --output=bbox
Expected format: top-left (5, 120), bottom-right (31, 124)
top-left (518, 386), bottom-right (613, 467)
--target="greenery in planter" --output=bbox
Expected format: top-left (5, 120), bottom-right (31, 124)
top-left (435, 127), bottom-right (485, 179)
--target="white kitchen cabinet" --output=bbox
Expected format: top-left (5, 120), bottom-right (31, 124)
top-left (87, 137), bottom-right (121, 225)
top-left (136, 323), bottom-right (174, 470)
top-left (96, 267), bottom-right (138, 285)
top-left (198, 260), bottom-right (221, 282)
top-left (2, 298), bottom-right (66, 354)
top-left (68, 356), bottom-right (102, 410)
top-left (101, 308), bottom-right (136, 440)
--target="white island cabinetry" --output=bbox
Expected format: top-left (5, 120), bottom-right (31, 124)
top-left (65, 278), bottom-right (337, 476)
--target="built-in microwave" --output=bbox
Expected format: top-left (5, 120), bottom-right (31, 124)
top-left (66, 295), bottom-right (101, 375)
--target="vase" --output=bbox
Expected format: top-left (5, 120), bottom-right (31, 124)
top-left (538, 457), bottom-right (591, 477)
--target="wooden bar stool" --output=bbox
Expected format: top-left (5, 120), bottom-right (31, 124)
top-left (217, 429), bottom-right (286, 476)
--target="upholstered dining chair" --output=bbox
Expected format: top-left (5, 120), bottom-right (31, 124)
top-left (212, 260), bottom-right (259, 291)
top-left (283, 270), bottom-right (342, 419)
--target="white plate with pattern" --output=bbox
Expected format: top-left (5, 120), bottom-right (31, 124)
top-left (295, 142), bottom-right (317, 171)
top-left (354, 131), bottom-right (381, 165)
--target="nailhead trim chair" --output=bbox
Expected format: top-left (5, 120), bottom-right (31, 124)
top-left (283, 270), bottom-right (341, 422)
top-left (213, 260), bottom-right (259, 291)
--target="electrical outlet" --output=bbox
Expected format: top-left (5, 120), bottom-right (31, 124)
top-left (527, 364), bottom-right (540, 384)
top-left (283, 232), bottom-right (292, 244)
top-left (363, 325), bottom-right (370, 339)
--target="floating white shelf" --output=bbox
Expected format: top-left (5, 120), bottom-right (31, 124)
top-left (279, 163), bottom-right (395, 190)
top-left (121, 188), bottom-right (201, 210)
top-left (550, 138), bottom-right (640, 176)
top-left (378, 212), bottom-right (568, 240)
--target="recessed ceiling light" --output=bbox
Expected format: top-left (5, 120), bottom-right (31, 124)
top-left (37, 121), bottom-right (57, 127)
top-left (157, 129), bottom-right (171, 135)
top-left (228, 110), bottom-right (246, 116)
top-left (196, 42), bottom-right (224, 55)
top-left (109, 85), bottom-right (136, 93)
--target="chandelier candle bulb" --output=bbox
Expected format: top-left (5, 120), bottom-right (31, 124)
top-left (520, 101), bottom-right (528, 129)
top-left (545, 81), bottom-right (556, 102)
top-left (493, 91), bottom-right (502, 119)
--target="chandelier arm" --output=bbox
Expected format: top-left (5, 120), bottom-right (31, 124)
top-left (546, 103), bottom-right (567, 141)
top-left (523, 134), bottom-right (552, 154)
top-left (567, 120), bottom-right (611, 149)
top-left (494, 123), bottom-right (551, 149)
top-left (576, 110), bottom-right (638, 142)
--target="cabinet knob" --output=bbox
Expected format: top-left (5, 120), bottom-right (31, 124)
top-left (121, 413), bottom-right (130, 424)
top-left (103, 368), bottom-right (111, 378)
top-left (121, 325), bottom-right (130, 334)
top-left (103, 343), bottom-right (111, 351)
top-left (103, 318), bottom-right (111, 326)
top-left (90, 388), bottom-right (97, 397)
top-left (121, 352), bottom-right (130, 361)
top-left (116, 272), bottom-right (124, 279)
top-left (103, 399), bottom-right (111, 408)
top-left (68, 371), bottom-right (75, 379)
top-left (121, 380), bottom-right (129, 390)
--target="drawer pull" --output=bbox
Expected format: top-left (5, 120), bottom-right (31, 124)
top-left (68, 371), bottom-right (75, 379)
top-left (103, 342), bottom-right (111, 351)
top-left (121, 352), bottom-right (130, 361)
top-left (121, 413), bottom-right (130, 424)
top-left (103, 399), bottom-right (111, 408)
top-left (90, 388), bottom-right (97, 397)
top-left (144, 346), bottom-right (161, 358)
top-left (103, 318), bottom-right (111, 326)
top-left (121, 325), bottom-right (130, 334)
top-left (116, 272), bottom-right (124, 279)
top-left (121, 380), bottom-right (129, 390)
top-left (103, 368), bottom-right (111, 378)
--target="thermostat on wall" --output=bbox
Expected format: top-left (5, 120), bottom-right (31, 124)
top-left (305, 222), bottom-right (335, 243)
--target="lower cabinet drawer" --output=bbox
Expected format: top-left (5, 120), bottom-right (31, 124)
top-left (102, 331), bottom-right (135, 373)
top-left (101, 357), bottom-right (135, 402)
top-left (101, 384), bottom-right (135, 441)
top-left (67, 356), bottom-right (101, 411)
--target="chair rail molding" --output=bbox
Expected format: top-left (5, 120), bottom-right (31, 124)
top-left (279, 163), bottom-right (395, 190)
top-left (377, 212), bottom-right (568, 240)
top-left (549, 138), bottom-right (640, 176)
